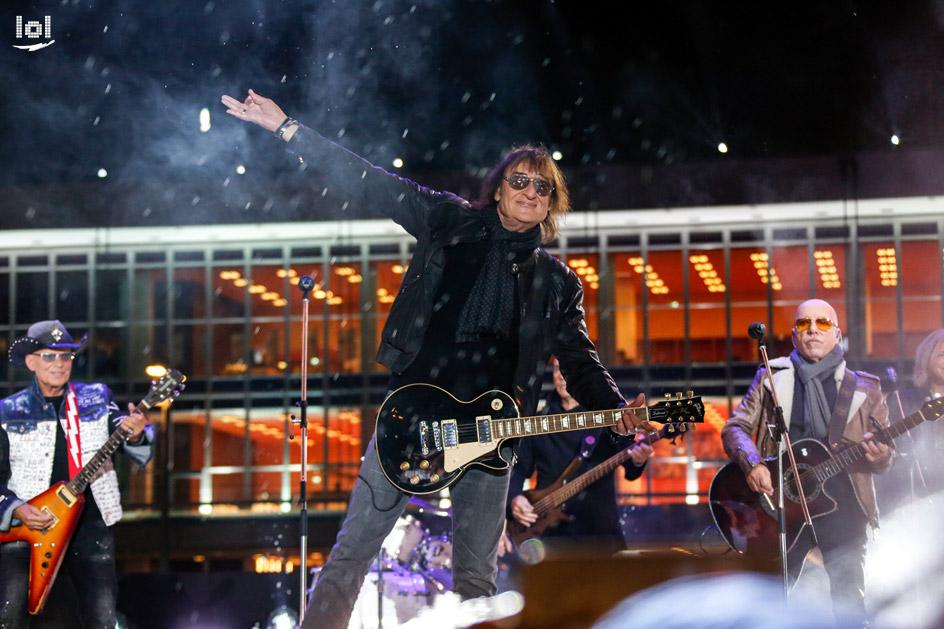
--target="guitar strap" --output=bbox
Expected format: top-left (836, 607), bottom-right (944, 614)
top-left (63, 383), bottom-right (83, 478)
top-left (827, 370), bottom-right (857, 449)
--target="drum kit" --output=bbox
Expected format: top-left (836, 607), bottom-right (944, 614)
top-left (333, 496), bottom-right (455, 628)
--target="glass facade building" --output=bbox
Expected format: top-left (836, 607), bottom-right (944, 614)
top-left (1, 195), bottom-right (941, 563)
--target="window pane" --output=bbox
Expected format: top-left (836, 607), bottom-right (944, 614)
top-left (688, 250), bottom-right (727, 362)
top-left (213, 267), bottom-right (247, 318)
top-left (173, 268), bottom-right (207, 320)
top-left (369, 260), bottom-right (404, 372)
top-left (770, 245), bottom-right (812, 356)
top-left (173, 324), bottom-right (208, 378)
top-left (900, 240), bottom-right (943, 357)
top-left (565, 254), bottom-right (600, 342)
top-left (0, 273), bottom-right (9, 325)
top-left (91, 327), bottom-right (126, 379)
top-left (16, 273), bottom-right (49, 323)
top-left (327, 262), bottom-right (362, 373)
top-left (863, 243), bottom-right (898, 358)
top-left (55, 270), bottom-right (89, 321)
top-left (95, 269), bottom-right (127, 321)
top-left (611, 252), bottom-right (644, 365)
top-left (637, 250), bottom-right (683, 364)
top-left (210, 409), bottom-right (247, 503)
top-left (213, 323), bottom-right (247, 375)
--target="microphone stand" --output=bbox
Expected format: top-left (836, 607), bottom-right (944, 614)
top-left (292, 275), bottom-right (315, 624)
top-left (753, 330), bottom-right (817, 597)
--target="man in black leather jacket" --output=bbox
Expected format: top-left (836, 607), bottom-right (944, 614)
top-left (222, 89), bottom-right (649, 629)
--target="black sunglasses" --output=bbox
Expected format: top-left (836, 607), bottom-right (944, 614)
top-left (503, 174), bottom-right (555, 197)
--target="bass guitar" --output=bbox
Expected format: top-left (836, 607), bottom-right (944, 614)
top-left (507, 422), bottom-right (695, 547)
top-left (709, 397), bottom-right (944, 557)
top-left (0, 369), bottom-right (186, 614)
top-left (375, 383), bottom-right (704, 494)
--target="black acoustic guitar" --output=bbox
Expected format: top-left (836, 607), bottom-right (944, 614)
top-left (709, 397), bottom-right (944, 557)
top-left (375, 383), bottom-right (704, 494)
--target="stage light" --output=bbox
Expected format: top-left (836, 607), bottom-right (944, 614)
top-left (199, 107), bottom-right (211, 132)
top-left (891, 134), bottom-right (900, 145)
top-left (145, 364), bottom-right (167, 378)
top-left (97, 168), bottom-right (108, 178)
top-left (392, 157), bottom-right (404, 168)
top-left (552, 150), bottom-right (563, 161)
top-left (717, 142), bottom-right (728, 153)
top-left (264, 604), bottom-right (298, 629)
top-left (236, 164), bottom-right (246, 175)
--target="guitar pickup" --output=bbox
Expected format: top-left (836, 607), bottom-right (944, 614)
top-left (476, 416), bottom-right (493, 443)
top-left (441, 420), bottom-right (458, 449)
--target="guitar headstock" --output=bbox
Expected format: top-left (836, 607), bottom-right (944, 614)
top-left (920, 397), bottom-right (944, 422)
top-left (648, 392), bottom-right (705, 425)
top-left (142, 369), bottom-right (187, 410)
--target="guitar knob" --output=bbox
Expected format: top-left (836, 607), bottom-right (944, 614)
top-left (399, 462), bottom-right (410, 471)
top-left (419, 460), bottom-right (430, 470)
top-left (430, 474), bottom-right (440, 483)
top-left (410, 476), bottom-right (421, 485)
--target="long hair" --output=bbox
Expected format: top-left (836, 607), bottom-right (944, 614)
top-left (473, 145), bottom-right (570, 244)
top-left (913, 328), bottom-right (944, 389)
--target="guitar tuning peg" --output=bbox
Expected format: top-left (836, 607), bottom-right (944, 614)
top-left (675, 392), bottom-right (682, 399)
top-left (664, 393), bottom-right (671, 401)
top-left (667, 425), bottom-right (675, 433)
top-left (686, 390), bottom-right (693, 398)
top-left (679, 424), bottom-right (687, 432)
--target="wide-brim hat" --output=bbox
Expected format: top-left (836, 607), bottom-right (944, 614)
top-left (9, 320), bottom-right (87, 368)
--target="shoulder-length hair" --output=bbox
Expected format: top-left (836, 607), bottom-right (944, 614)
top-left (473, 145), bottom-right (570, 244)
top-left (914, 328), bottom-right (944, 389)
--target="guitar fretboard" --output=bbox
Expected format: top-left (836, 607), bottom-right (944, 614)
top-left (490, 408), bottom-right (628, 440)
top-left (813, 401), bottom-right (941, 482)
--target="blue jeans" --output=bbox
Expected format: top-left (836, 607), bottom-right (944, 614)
top-left (302, 436), bottom-right (509, 629)
top-left (0, 516), bottom-right (118, 629)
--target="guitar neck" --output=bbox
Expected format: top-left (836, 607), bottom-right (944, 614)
top-left (816, 402), bottom-right (937, 480)
top-left (66, 400), bottom-right (149, 496)
top-left (535, 427), bottom-right (671, 513)
top-left (491, 407), bottom-right (630, 441)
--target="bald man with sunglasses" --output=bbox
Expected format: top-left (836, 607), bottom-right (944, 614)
top-left (722, 299), bottom-right (894, 620)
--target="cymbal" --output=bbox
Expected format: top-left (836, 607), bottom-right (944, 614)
top-left (407, 496), bottom-right (451, 517)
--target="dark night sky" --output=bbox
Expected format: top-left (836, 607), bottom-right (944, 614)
top-left (1, 0), bottom-right (943, 229)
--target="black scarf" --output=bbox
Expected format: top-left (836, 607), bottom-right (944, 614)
top-left (789, 344), bottom-right (845, 439)
top-left (455, 207), bottom-right (542, 342)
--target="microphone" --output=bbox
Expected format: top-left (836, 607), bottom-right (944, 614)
top-left (886, 367), bottom-right (899, 393)
top-left (748, 322), bottom-right (766, 341)
top-left (298, 275), bottom-right (316, 292)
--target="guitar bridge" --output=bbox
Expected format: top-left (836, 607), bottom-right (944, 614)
top-left (419, 421), bottom-right (443, 456)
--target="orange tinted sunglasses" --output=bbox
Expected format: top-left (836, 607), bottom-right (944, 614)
top-left (794, 317), bottom-right (837, 332)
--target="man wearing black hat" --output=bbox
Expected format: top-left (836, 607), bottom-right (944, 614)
top-left (0, 320), bottom-right (155, 628)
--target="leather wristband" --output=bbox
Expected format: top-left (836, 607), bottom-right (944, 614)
top-left (275, 116), bottom-right (298, 140)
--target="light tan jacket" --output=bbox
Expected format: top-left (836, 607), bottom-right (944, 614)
top-left (721, 357), bottom-right (894, 527)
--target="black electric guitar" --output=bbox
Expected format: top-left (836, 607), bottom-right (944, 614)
top-left (375, 383), bottom-right (704, 494)
top-left (709, 397), bottom-right (944, 557)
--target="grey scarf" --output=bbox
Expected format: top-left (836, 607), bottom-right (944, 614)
top-left (789, 344), bottom-right (845, 439)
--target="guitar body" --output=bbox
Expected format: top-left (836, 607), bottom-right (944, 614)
top-left (507, 485), bottom-right (574, 547)
top-left (375, 384), bottom-right (519, 494)
top-left (709, 438), bottom-right (843, 557)
top-left (0, 482), bottom-right (85, 614)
